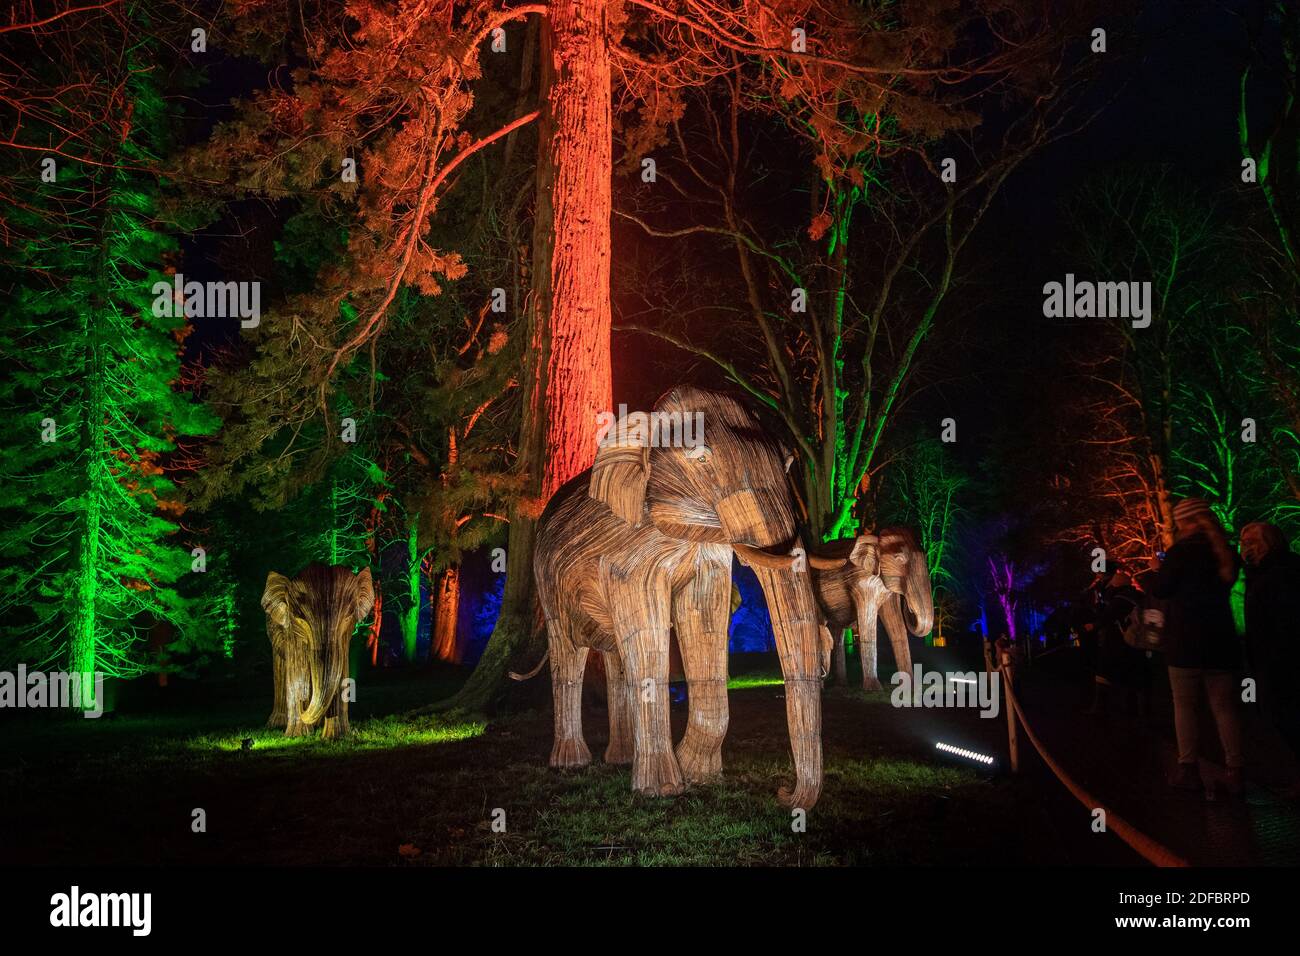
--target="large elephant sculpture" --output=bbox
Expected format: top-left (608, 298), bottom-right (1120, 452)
top-left (263, 564), bottom-right (375, 740)
top-left (809, 528), bottom-right (933, 690)
top-left (533, 386), bottom-right (824, 809)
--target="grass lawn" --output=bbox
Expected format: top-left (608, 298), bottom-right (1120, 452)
top-left (1, 655), bottom-right (1071, 866)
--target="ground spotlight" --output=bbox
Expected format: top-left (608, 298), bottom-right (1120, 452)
top-left (935, 741), bottom-right (995, 766)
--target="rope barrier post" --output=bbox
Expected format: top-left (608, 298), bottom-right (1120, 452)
top-left (998, 639), bottom-right (1019, 774)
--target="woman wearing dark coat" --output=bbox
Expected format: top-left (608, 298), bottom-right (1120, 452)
top-left (1240, 522), bottom-right (1300, 798)
top-left (1147, 498), bottom-right (1243, 796)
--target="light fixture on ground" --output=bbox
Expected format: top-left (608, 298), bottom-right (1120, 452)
top-left (935, 741), bottom-right (995, 766)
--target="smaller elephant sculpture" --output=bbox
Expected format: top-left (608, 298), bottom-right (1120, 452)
top-left (809, 528), bottom-right (933, 690)
top-left (263, 564), bottom-right (375, 739)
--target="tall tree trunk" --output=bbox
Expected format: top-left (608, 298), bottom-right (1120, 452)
top-left (432, 567), bottom-right (461, 663)
top-left (328, 478), bottom-right (340, 564)
top-left (1152, 461), bottom-right (1175, 550)
top-left (362, 585), bottom-right (381, 669)
top-left (442, 0), bottom-right (612, 710)
top-left (71, 302), bottom-right (103, 685)
top-left (400, 522), bottom-right (421, 663)
top-left (530, 0), bottom-right (613, 499)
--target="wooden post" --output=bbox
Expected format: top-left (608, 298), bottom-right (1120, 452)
top-left (982, 638), bottom-right (994, 676)
top-left (998, 640), bottom-right (1019, 773)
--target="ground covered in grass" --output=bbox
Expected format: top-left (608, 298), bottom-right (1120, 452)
top-left (1, 655), bottom-right (1083, 866)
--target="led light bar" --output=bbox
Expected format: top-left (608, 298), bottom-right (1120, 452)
top-left (935, 741), bottom-right (995, 765)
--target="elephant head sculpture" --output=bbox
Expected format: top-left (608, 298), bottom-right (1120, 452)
top-left (810, 527), bottom-right (933, 690)
top-left (262, 564), bottom-right (375, 740)
top-left (533, 386), bottom-right (824, 808)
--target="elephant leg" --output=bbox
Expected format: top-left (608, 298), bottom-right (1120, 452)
top-left (880, 592), bottom-right (915, 681)
top-left (321, 713), bottom-right (345, 739)
top-left (284, 696), bottom-right (308, 736)
top-left (602, 649), bottom-right (634, 765)
top-left (284, 643), bottom-right (310, 737)
top-left (268, 646), bottom-right (288, 728)
top-left (673, 545), bottom-right (732, 783)
top-left (607, 566), bottom-right (683, 797)
top-left (855, 577), bottom-right (890, 692)
top-left (548, 617), bottom-right (592, 768)
top-left (748, 559), bottom-right (823, 811)
top-left (831, 628), bottom-right (847, 687)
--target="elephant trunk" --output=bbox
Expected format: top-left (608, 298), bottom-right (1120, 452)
top-left (299, 637), bottom-right (344, 728)
top-left (717, 488), bottom-right (793, 549)
top-left (902, 555), bottom-right (934, 638)
top-left (903, 594), bottom-right (934, 638)
top-left (886, 529), bottom-right (933, 638)
top-left (749, 554), bottom-right (822, 811)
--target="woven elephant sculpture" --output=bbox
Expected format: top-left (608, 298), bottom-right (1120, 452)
top-left (263, 564), bottom-right (374, 740)
top-left (809, 528), bottom-right (934, 690)
top-left (532, 386), bottom-right (824, 809)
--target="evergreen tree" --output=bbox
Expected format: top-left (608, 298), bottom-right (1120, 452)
top-left (0, 9), bottom-right (219, 679)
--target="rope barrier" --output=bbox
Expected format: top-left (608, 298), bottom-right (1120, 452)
top-left (997, 658), bottom-right (1190, 868)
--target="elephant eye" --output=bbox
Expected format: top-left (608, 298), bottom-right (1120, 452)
top-left (685, 444), bottom-right (712, 465)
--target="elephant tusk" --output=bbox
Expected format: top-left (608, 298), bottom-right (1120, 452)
top-left (732, 542), bottom-right (800, 571)
top-left (807, 553), bottom-right (850, 571)
top-left (509, 649), bottom-right (550, 681)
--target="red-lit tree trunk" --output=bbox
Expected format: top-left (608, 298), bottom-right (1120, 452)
top-left (432, 567), bottom-right (461, 663)
top-left (360, 497), bottom-right (385, 670)
top-left (367, 587), bottom-right (383, 666)
top-left (529, 0), bottom-right (613, 502)
top-left (443, 0), bottom-right (612, 710)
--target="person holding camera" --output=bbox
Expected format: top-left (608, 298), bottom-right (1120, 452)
top-left (1147, 498), bottom-right (1243, 797)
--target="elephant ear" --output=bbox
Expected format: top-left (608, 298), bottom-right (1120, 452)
top-left (588, 412), bottom-right (650, 524)
top-left (876, 529), bottom-right (911, 582)
top-left (848, 534), bottom-right (879, 573)
top-left (352, 567), bottom-right (376, 621)
top-left (262, 572), bottom-right (293, 629)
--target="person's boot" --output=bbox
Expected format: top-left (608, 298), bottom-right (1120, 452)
top-left (1167, 762), bottom-right (1201, 791)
